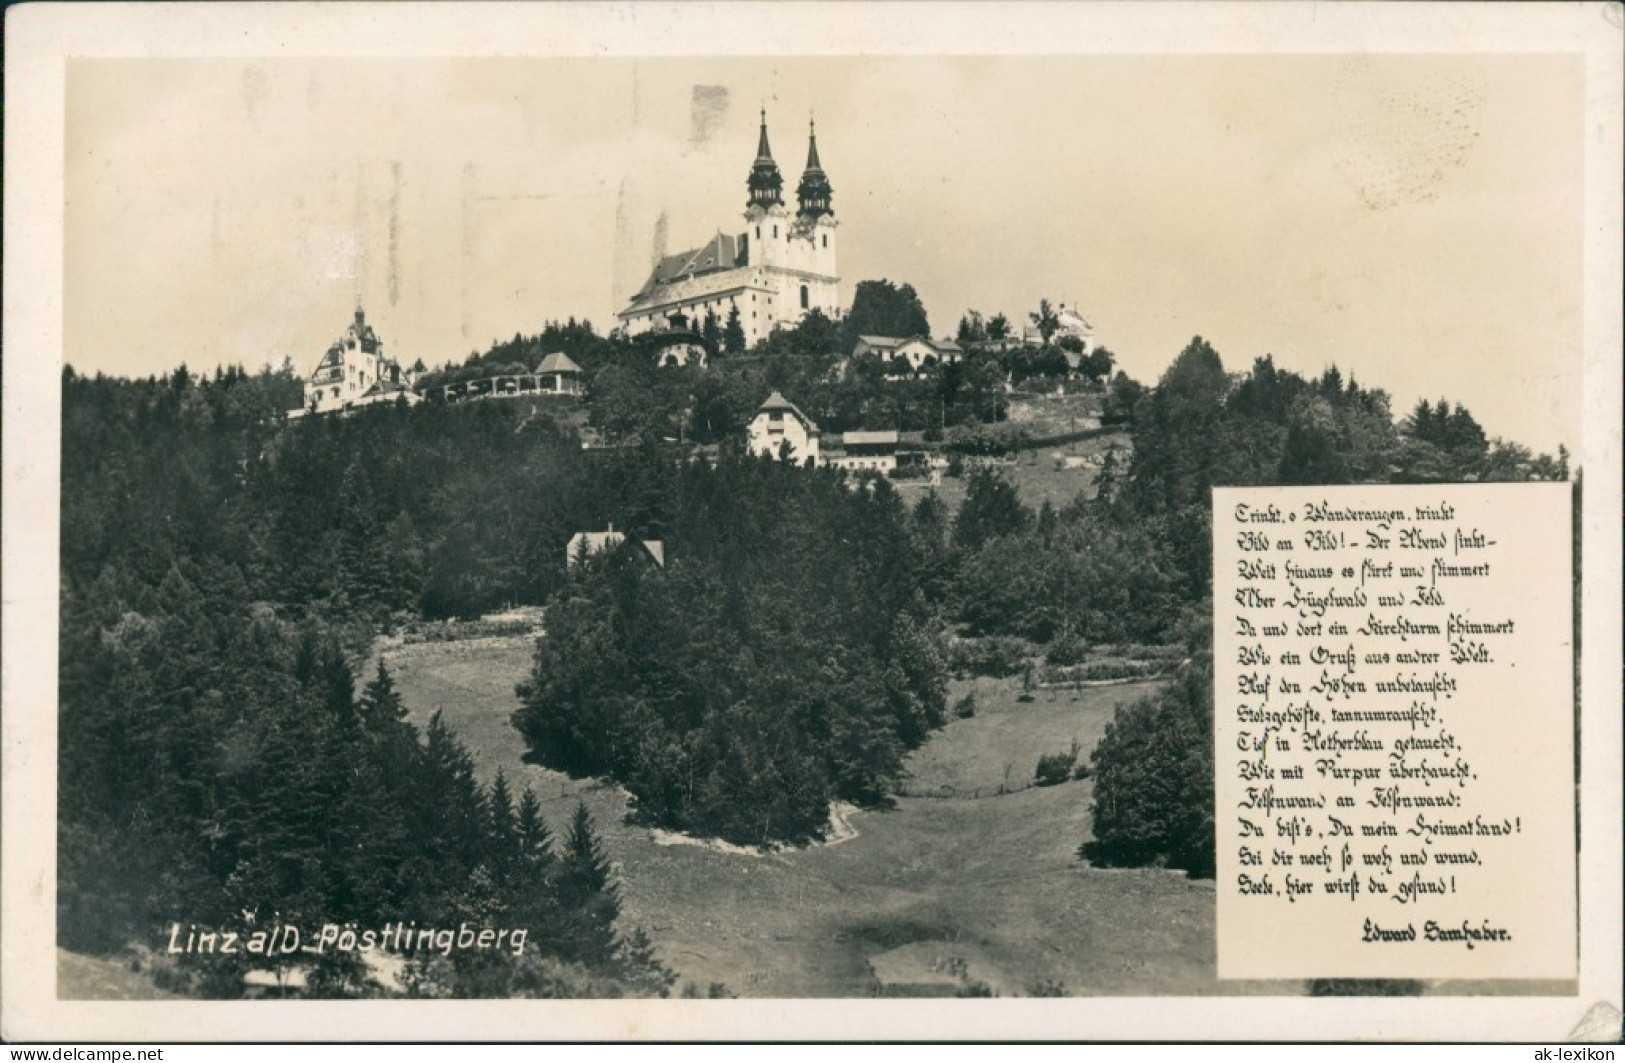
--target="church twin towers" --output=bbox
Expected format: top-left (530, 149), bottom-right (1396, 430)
top-left (617, 111), bottom-right (840, 349)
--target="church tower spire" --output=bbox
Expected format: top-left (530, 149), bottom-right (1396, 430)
top-left (796, 117), bottom-right (833, 220)
top-left (746, 109), bottom-right (784, 209)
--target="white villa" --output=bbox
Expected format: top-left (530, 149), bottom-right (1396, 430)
top-left (292, 308), bottom-right (421, 418)
top-left (747, 391), bottom-right (822, 465)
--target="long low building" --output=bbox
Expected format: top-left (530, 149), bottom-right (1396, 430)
top-left (822, 429), bottom-right (931, 475)
top-left (851, 335), bottom-right (964, 374)
top-left (436, 352), bottom-right (584, 404)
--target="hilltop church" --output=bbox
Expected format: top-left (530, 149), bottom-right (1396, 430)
top-left (617, 112), bottom-right (839, 348)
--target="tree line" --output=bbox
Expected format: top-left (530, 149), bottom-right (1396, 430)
top-left (58, 365), bottom-right (699, 995)
top-left (513, 455), bottom-right (947, 845)
top-left (60, 311), bottom-right (1571, 983)
top-left (1077, 337), bottom-right (1571, 876)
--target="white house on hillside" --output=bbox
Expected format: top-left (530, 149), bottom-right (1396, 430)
top-left (292, 307), bottom-right (421, 418)
top-left (851, 335), bottom-right (963, 374)
top-left (566, 525), bottom-right (665, 568)
top-left (1021, 302), bottom-right (1097, 353)
top-left (747, 391), bottom-right (821, 465)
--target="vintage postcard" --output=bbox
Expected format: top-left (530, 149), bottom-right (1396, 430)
top-left (3, 1), bottom-right (1620, 1044)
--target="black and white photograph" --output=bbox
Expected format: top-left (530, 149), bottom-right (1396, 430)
top-left (3, 1), bottom-right (1620, 1045)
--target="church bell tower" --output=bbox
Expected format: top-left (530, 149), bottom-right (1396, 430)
top-left (796, 119), bottom-right (833, 220)
top-left (746, 109), bottom-right (784, 210)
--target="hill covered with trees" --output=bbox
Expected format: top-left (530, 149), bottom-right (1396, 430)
top-left (57, 321), bottom-right (1571, 993)
top-left (59, 365), bottom-right (683, 996)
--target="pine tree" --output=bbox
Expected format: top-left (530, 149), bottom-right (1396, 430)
top-left (317, 644), bottom-right (357, 730)
top-left (485, 770), bottom-right (518, 892)
top-left (555, 801), bottom-right (620, 966)
top-left (411, 712), bottom-right (489, 915)
top-left (615, 926), bottom-right (677, 997)
top-left (723, 305), bottom-right (746, 356)
top-left (515, 788), bottom-right (555, 870)
top-left (357, 659), bottom-right (406, 732)
top-left (508, 786), bottom-right (562, 938)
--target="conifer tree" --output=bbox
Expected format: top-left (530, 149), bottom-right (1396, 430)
top-left (503, 786), bottom-right (562, 941)
top-left (515, 787), bottom-right (556, 871)
top-left (357, 659), bottom-right (406, 732)
top-left (555, 801), bottom-right (620, 966)
top-left (485, 770), bottom-right (519, 895)
top-left (723, 305), bottom-right (746, 355)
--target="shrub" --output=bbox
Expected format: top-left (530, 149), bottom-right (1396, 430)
top-left (945, 636), bottom-right (1029, 679)
top-left (1081, 660), bottom-right (1161, 682)
top-left (952, 692), bottom-right (977, 719)
top-left (1044, 628), bottom-right (1089, 666)
top-left (1080, 658), bottom-right (1214, 877)
top-left (1034, 739), bottom-right (1080, 787)
top-left (945, 957), bottom-right (995, 998)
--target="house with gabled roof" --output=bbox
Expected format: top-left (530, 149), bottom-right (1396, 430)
top-left (852, 334), bottom-right (963, 375)
top-left (747, 391), bottom-right (821, 465)
top-left (566, 524), bottom-right (665, 569)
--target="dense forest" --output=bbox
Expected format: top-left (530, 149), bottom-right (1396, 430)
top-left (59, 365), bottom-right (684, 996)
top-left (58, 311), bottom-right (1571, 993)
top-left (513, 458), bottom-right (946, 844)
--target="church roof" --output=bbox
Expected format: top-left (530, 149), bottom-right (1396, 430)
top-left (796, 118), bottom-right (833, 219)
top-left (635, 232), bottom-right (743, 295)
top-left (535, 352), bottom-right (583, 375)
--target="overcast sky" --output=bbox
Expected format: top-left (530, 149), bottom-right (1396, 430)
top-left (65, 54), bottom-right (1582, 452)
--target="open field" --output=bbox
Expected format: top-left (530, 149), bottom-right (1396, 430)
top-left (893, 429), bottom-right (1125, 517)
top-left (901, 676), bottom-right (1140, 797)
top-left (381, 634), bottom-right (1297, 997)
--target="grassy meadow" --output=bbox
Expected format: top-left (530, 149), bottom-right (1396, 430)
top-left (381, 632), bottom-right (1294, 998)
